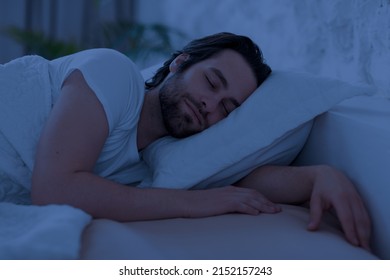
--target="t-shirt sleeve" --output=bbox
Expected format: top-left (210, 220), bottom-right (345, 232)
top-left (58, 48), bottom-right (145, 134)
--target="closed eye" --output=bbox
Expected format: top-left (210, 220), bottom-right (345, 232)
top-left (222, 101), bottom-right (229, 116)
top-left (205, 75), bottom-right (216, 89)
top-left (222, 98), bottom-right (240, 116)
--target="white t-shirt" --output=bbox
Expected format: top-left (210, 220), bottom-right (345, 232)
top-left (49, 48), bottom-right (149, 185)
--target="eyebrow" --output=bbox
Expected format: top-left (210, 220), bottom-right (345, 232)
top-left (211, 67), bottom-right (228, 89)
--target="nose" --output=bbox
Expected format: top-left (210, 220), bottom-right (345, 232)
top-left (199, 94), bottom-right (224, 126)
top-left (200, 94), bottom-right (220, 113)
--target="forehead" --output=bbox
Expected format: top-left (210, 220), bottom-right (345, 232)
top-left (193, 49), bottom-right (257, 102)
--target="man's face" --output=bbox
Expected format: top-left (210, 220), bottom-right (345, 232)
top-left (159, 49), bottom-right (257, 138)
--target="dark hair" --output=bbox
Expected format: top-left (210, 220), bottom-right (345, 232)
top-left (145, 32), bottom-right (271, 89)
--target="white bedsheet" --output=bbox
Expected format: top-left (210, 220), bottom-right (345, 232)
top-left (0, 202), bottom-right (90, 260)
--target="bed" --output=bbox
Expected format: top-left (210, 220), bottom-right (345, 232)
top-left (80, 67), bottom-right (389, 260)
top-left (0, 58), bottom-right (388, 260)
top-left (80, 94), bottom-right (388, 260)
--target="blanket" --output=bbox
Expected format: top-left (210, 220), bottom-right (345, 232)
top-left (0, 56), bottom-right (91, 259)
top-left (0, 203), bottom-right (90, 259)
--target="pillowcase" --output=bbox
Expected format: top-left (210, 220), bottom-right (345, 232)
top-left (138, 67), bottom-right (374, 190)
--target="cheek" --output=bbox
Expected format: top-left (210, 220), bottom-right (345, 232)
top-left (179, 71), bottom-right (206, 95)
top-left (160, 75), bottom-right (185, 99)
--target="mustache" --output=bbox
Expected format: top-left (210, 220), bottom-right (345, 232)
top-left (186, 94), bottom-right (207, 121)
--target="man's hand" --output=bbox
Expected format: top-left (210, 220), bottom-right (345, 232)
top-left (306, 166), bottom-right (371, 251)
top-left (186, 186), bottom-right (281, 218)
top-left (235, 165), bottom-right (372, 251)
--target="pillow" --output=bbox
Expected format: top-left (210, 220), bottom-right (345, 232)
top-left (139, 68), bottom-right (375, 189)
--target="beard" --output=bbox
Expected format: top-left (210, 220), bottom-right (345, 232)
top-left (159, 73), bottom-right (206, 138)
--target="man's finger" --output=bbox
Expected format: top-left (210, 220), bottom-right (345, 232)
top-left (307, 196), bottom-right (323, 231)
top-left (334, 202), bottom-right (359, 246)
top-left (353, 200), bottom-right (372, 251)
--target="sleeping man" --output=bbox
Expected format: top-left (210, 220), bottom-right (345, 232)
top-left (0, 32), bottom-right (370, 250)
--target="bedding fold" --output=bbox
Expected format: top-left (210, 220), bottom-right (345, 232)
top-left (0, 202), bottom-right (91, 260)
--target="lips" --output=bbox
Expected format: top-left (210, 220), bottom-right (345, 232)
top-left (184, 98), bottom-right (203, 127)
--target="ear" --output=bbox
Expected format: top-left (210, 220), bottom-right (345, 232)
top-left (169, 53), bottom-right (190, 73)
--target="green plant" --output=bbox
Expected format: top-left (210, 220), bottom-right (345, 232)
top-left (4, 26), bottom-right (80, 60)
top-left (101, 21), bottom-right (186, 64)
top-left (3, 22), bottom-right (187, 64)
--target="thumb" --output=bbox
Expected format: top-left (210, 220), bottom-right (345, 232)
top-left (307, 196), bottom-right (323, 231)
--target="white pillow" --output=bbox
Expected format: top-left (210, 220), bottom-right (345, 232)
top-left (139, 68), bottom-right (374, 189)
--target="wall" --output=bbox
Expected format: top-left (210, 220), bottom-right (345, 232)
top-left (0, 0), bottom-right (26, 62)
top-left (137, 0), bottom-right (390, 95)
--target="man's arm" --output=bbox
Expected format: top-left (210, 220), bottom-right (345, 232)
top-left (31, 70), bottom-right (280, 222)
top-left (235, 165), bottom-right (371, 251)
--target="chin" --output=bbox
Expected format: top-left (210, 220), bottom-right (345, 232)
top-left (169, 125), bottom-right (202, 139)
top-left (165, 113), bottom-right (202, 138)
top-left (170, 130), bottom-right (197, 139)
